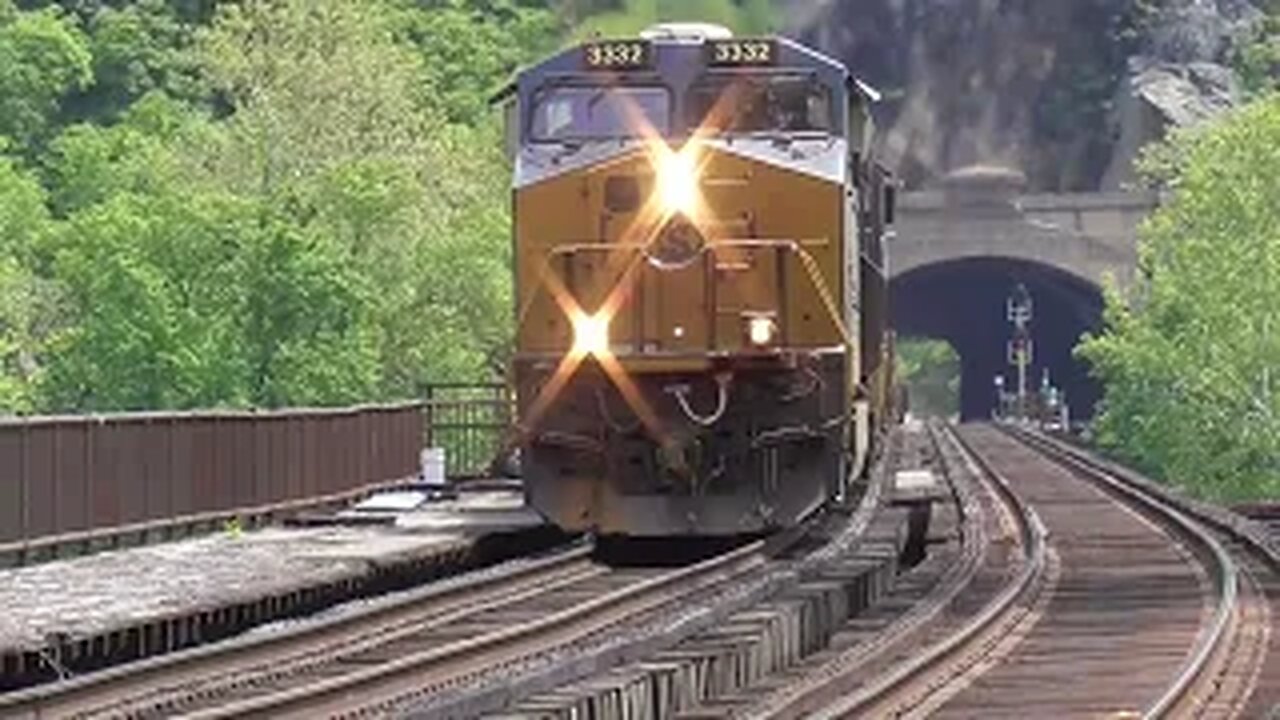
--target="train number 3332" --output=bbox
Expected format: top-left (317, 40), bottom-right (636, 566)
top-left (584, 41), bottom-right (649, 69)
top-left (708, 40), bottom-right (775, 66)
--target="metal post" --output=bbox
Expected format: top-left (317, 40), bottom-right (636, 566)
top-left (424, 385), bottom-right (435, 450)
top-left (993, 374), bottom-right (1005, 420)
top-left (1006, 283), bottom-right (1033, 421)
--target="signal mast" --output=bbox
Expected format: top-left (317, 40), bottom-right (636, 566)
top-left (1006, 283), bottom-right (1033, 420)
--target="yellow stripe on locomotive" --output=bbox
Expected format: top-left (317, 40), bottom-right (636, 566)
top-left (501, 23), bottom-right (895, 537)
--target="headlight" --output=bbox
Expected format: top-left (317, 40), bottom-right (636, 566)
top-left (571, 312), bottom-right (610, 357)
top-left (647, 216), bottom-right (705, 270)
top-left (745, 313), bottom-right (778, 347)
top-left (656, 146), bottom-right (699, 216)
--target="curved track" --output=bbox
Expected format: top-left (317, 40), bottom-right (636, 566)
top-left (928, 424), bottom-right (1237, 718)
top-left (6, 423), bottom-right (1273, 719)
top-left (805, 423), bottom-right (1268, 719)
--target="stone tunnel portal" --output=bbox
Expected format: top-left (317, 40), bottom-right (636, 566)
top-left (891, 257), bottom-right (1105, 421)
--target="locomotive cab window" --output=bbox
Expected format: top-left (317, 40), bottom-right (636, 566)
top-left (686, 75), bottom-right (835, 135)
top-left (529, 85), bottom-right (671, 142)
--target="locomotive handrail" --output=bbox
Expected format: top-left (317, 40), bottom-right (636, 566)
top-left (515, 236), bottom-right (853, 354)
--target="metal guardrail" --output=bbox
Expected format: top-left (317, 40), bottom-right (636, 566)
top-left (0, 404), bottom-right (423, 555)
top-left (423, 384), bottom-right (512, 480)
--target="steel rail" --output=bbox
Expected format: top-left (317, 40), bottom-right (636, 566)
top-left (0, 542), bottom-right (595, 719)
top-left (742, 420), bottom-right (996, 719)
top-left (179, 536), bottom-right (771, 719)
top-left (1004, 425), bottom-right (1240, 720)
top-left (814, 423), bottom-right (1049, 717)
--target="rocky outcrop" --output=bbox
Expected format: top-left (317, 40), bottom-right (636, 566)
top-left (785, 0), bottom-right (1264, 192)
top-left (1102, 1), bottom-right (1258, 189)
top-left (1145, 0), bottom-right (1262, 63)
top-left (1102, 59), bottom-right (1243, 189)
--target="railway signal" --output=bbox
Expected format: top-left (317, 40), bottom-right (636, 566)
top-left (1006, 283), bottom-right (1033, 420)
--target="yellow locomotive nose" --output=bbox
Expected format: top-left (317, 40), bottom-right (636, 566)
top-left (508, 30), bottom-right (895, 537)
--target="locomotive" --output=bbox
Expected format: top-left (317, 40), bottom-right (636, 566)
top-left (500, 24), bottom-right (896, 537)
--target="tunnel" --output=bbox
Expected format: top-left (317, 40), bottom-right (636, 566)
top-left (891, 257), bottom-right (1105, 421)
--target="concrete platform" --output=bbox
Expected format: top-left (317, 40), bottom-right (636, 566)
top-left (395, 490), bottom-right (543, 533)
top-left (0, 490), bottom-right (545, 657)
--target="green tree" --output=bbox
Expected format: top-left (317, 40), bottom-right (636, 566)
top-left (40, 191), bottom-right (248, 410)
top-left (567, 0), bottom-right (776, 38)
top-left (44, 91), bottom-right (212, 214)
top-left (1078, 94), bottom-right (1280, 501)
top-left (72, 0), bottom-right (205, 121)
top-left (198, 0), bottom-right (439, 195)
top-left (1235, 11), bottom-right (1280, 94)
top-left (390, 0), bottom-right (559, 125)
top-left (0, 0), bottom-right (607, 413)
top-left (236, 209), bottom-right (381, 407)
top-left (196, 0), bottom-right (523, 398)
top-left (0, 152), bottom-right (59, 413)
top-left (896, 337), bottom-right (961, 419)
top-left (0, 6), bottom-right (92, 149)
top-left (39, 184), bottom-right (384, 411)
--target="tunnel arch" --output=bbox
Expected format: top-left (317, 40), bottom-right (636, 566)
top-left (890, 256), bottom-right (1104, 421)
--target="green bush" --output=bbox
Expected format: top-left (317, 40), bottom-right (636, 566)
top-left (1078, 94), bottom-right (1280, 501)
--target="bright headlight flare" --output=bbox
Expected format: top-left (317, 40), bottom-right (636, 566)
top-left (572, 312), bottom-right (611, 357)
top-left (746, 314), bottom-right (777, 347)
top-left (656, 146), bottom-right (700, 217)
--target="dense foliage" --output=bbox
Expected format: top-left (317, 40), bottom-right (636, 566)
top-left (0, 0), bottom-right (781, 415)
top-left (0, 1), bottom-right (543, 413)
top-left (895, 337), bottom-right (960, 419)
top-left (562, 0), bottom-right (774, 37)
top-left (1078, 94), bottom-right (1280, 501)
top-left (1236, 2), bottom-right (1280, 93)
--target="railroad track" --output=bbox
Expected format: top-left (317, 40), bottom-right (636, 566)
top-left (0, 421), bottom-right (903, 720)
top-left (0, 542), bottom-right (615, 718)
top-left (778, 423), bottom-right (1277, 719)
top-left (483, 422), bottom-right (950, 719)
top-left (13, 423), bottom-right (1271, 719)
top-left (725, 419), bottom-right (1041, 719)
top-left (0, 533), bottom-right (790, 719)
top-left (1005, 427), bottom-right (1280, 719)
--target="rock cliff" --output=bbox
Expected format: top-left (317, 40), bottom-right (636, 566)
top-left (786, 0), bottom-right (1263, 191)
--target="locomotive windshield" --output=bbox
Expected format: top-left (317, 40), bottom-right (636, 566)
top-left (530, 86), bottom-right (671, 141)
top-left (686, 74), bottom-right (835, 135)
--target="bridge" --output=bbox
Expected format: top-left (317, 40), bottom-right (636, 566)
top-left (889, 168), bottom-right (1160, 420)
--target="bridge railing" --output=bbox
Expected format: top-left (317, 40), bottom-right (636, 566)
top-left (0, 403), bottom-right (423, 559)
top-left (423, 384), bottom-right (513, 480)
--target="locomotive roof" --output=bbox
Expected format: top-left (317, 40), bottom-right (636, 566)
top-left (494, 34), bottom-right (876, 107)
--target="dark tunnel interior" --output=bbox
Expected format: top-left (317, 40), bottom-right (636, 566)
top-left (891, 258), bottom-right (1105, 421)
